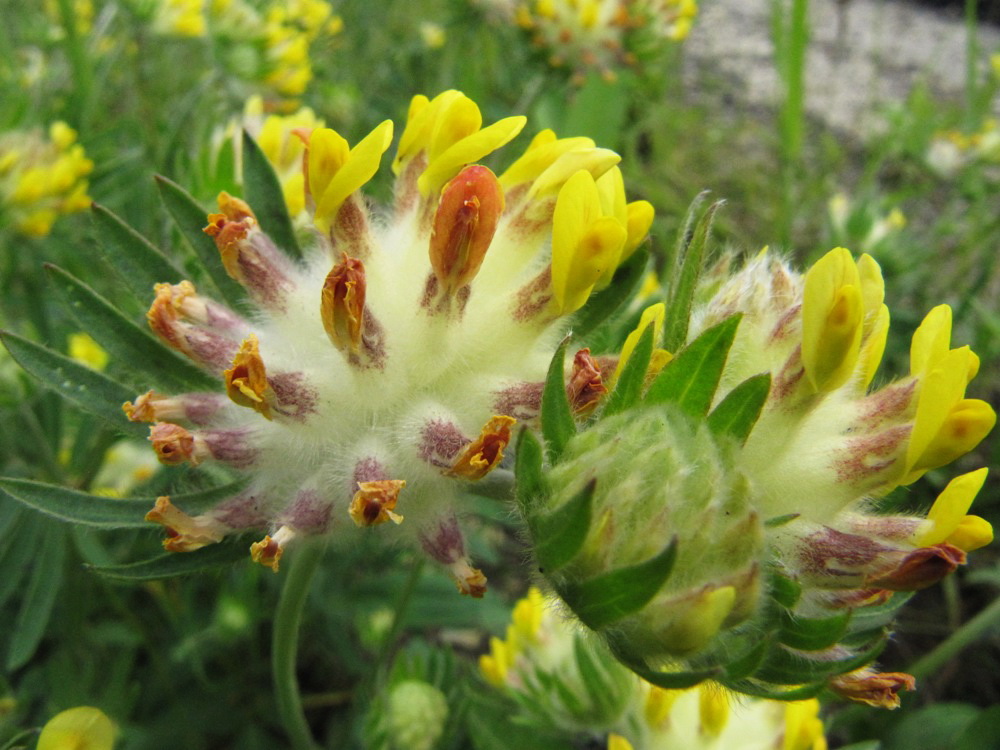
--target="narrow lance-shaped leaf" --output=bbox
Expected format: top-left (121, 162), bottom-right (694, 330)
top-left (540, 336), bottom-right (575, 462)
top-left (514, 427), bottom-right (546, 515)
top-left (90, 203), bottom-right (184, 305)
top-left (559, 538), bottom-right (678, 631)
top-left (7, 524), bottom-right (66, 670)
top-left (46, 264), bottom-right (219, 392)
top-left (0, 331), bottom-right (145, 437)
top-left (155, 174), bottom-right (248, 310)
top-left (0, 477), bottom-right (246, 529)
top-left (601, 322), bottom-right (655, 418)
top-left (707, 373), bottom-right (771, 444)
top-left (777, 608), bottom-right (852, 651)
top-left (532, 478), bottom-right (594, 574)
top-left (88, 539), bottom-right (250, 582)
top-left (573, 248), bottom-right (649, 339)
top-left (663, 198), bottom-right (723, 352)
top-left (721, 679), bottom-right (825, 702)
top-left (645, 314), bottom-right (742, 417)
top-left (752, 634), bottom-right (889, 685)
top-left (242, 130), bottom-right (302, 259)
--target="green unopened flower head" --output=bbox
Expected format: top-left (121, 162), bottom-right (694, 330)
top-left (516, 237), bottom-right (993, 705)
top-left (385, 680), bottom-right (449, 750)
top-left (545, 406), bottom-right (762, 658)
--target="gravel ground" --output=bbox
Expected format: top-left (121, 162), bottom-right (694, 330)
top-left (684, 0), bottom-right (1000, 137)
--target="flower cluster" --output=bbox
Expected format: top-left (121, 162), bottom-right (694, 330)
top-left (478, 0), bottom-right (698, 82)
top-left (925, 118), bottom-right (1000, 178)
top-left (520, 242), bottom-right (993, 701)
top-left (481, 587), bottom-right (828, 749)
top-left (0, 121), bottom-right (93, 237)
top-left (126, 89), bottom-right (653, 597)
top-left (136, 0), bottom-right (343, 102)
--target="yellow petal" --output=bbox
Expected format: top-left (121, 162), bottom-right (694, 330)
top-left (595, 166), bottom-right (627, 225)
top-left (427, 94), bottom-right (483, 162)
top-left (314, 120), bottom-right (394, 233)
top-left (906, 398), bottom-right (996, 478)
top-left (499, 131), bottom-right (595, 188)
top-left (38, 706), bottom-right (116, 750)
top-left (614, 303), bottom-right (665, 383)
top-left (698, 684), bottom-right (730, 736)
top-left (910, 304), bottom-right (952, 377)
top-left (783, 699), bottom-right (826, 750)
top-left (856, 253), bottom-right (885, 327)
top-left (622, 200), bottom-right (655, 260)
top-left (526, 146), bottom-right (620, 198)
top-left (947, 515), bottom-right (993, 552)
top-left (418, 115), bottom-right (527, 196)
top-left (859, 303), bottom-right (890, 388)
top-left (308, 127), bottom-right (350, 205)
top-left (801, 247), bottom-right (865, 392)
top-left (912, 467), bottom-right (988, 546)
top-left (607, 735), bottom-right (635, 750)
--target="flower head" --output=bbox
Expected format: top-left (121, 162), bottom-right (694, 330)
top-left (518, 244), bottom-right (992, 701)
top-left (0, 121), bottom-right (92, 236)
top-left (127, 90), bottom-right (650, 596)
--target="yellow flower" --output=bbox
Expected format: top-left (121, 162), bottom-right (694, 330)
top-left (37, 706), bottom-right (116, 750)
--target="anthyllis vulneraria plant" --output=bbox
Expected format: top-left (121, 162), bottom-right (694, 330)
top-left (478, 587), bottom-right (827, 749)
top-left (477, 0), bottom-right (697, 82)
top-left (517, 237), bottom-right (995, 704)
top-left (0, 89), bottom-right (653, 600)
top-left (0, 121), bottom-right (92, 237)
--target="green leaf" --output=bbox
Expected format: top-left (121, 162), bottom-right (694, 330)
top-left (778, 609), bottom-right (852, 651)
top-left (532, 479), bottom-right (594, 574)
top-left (514, 428), bottom-right (547, 518)
top-left (155, 174), bottom-right (248, 310)
top-left (721, 679), bottom-right (825, 701)
top-left (7, 523), bottom-right (66, 670)
top-left (465, 692), bottom-right (575, 750)
top-left (645, 314), bottom-right (742, 417)
top-left (723, 637), bottom-right (773, 681)
top-left (242, 130), bottom-right (302, 259)
top-left (0, 477), bottom-right (245, 529)
top-left (663, 198), bottom-right (723, 352)
top-left (0, 331), bottom-right (145, 436)
top-left (623, 662), bottom-right (719, 691)
top-left (90, 203), bottom-right (184, 303)
top-left (707, 373), bottom-right (771, 444)
top-left (752, 634), bottom-right (889, 685)
top-left (88, 538), bottom-right (250, 581)
top-left (601, 322), bottom-right (654, 418)
top-left (765, 513), bottom-right (800, 528)
top-left (559, 538), bottom-right (677, 631)
top-left (46, 264), bottom-right (219, 392)
top-left (769, 573), bottom-right (802, 608)
top-left (573, 249), bottom-right (649, 340)
top-left (540, 336), bottom-right (575, 462)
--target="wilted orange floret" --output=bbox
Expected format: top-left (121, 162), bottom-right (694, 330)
top-left (145, 495), bottom-right (225, 552)
top-left (829, 669), bottom-right (916, 709)
top-left (349, 480), bottom-right (406, 526)
top-left (149, 422), bottom-right (198, 465)
top-left (224, 334), bottom-right (274, 419)
top-left (449, 415), bottom-right (516, 480)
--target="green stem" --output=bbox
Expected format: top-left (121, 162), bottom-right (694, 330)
top-left (377, 559), bottom-right (425, 669)
top-left (273, 540), bottom-right (326, 750)
top-left (908, 593), bottom-right (1000, 680)
top-left (964, 0), bottom-right (979, 127)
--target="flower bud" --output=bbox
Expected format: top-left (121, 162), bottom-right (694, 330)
top-left (385, 680), bottom-right (449, 750)
top-left (541, 405), bottom-right (763, 660)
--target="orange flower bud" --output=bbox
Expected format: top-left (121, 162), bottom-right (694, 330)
top-left (321, 252), bottom-right (366, 353)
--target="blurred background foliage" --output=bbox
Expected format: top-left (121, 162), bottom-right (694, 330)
top-left (0, 0), bottom-right (998, 747)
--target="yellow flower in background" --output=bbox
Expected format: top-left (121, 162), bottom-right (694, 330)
top-left (0, 121), bottom-right (93, 237)
top-left (37, 706), bottom-right (117, 750)
top-left (69, 333), bottom-right (109, 372)
top-left (475, 0), bottom-right (697, 81)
